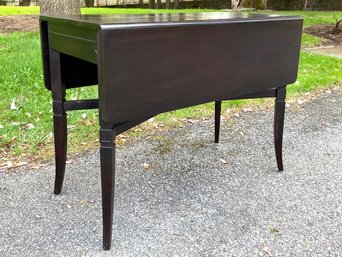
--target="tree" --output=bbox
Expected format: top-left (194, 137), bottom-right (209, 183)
top-left (156, 0), bottom-right (161, 9)
top-left (231, 0), bottom-right (242, 9)
top-left (173, 0), bottom-right (180, 9)
top-left (84, 0), bottom-right (95, 7)
top-left (19, 0), bottom-right (31, 6)
top-left (149, 0), bottom-right (155, 9)
top-left (166, 0), bottom-right (171, 9)
top-left (333, 16), bottom-right (342, 34)
top-left (231, 0), bottom-right (267, 10)
top-left (40, 0), bottom-right (81, 15)
top-left (299, 0), bottom-right (308, 11)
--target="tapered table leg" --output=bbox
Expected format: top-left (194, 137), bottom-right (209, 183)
top-left (274, 86), bottom-right (286, 171)
top-left (100, 128), bottom-right (116, 250)
top-left (53, 113), bottom-right (67, 194)
top-left (215, 101), bottom-right (222, 143)
top-left (50, 49), bottom-right (67, 195)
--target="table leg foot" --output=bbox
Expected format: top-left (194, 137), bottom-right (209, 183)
top-left (215, 101), bottom-right (222, 143)
top-left (274, 87), bottom-right (286, 171)
top-left (53, 113), bottom-right (67, 195)
top-left (100, 128), bottom-right (116, 250)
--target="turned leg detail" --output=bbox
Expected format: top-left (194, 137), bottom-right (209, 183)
top-left (100, 127), bottom-right (116, 250)
top-left (274, 86), bottom-right (286, 171)
top-left (215, 101), bottom-right (222, 143)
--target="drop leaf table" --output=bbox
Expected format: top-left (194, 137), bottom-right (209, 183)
top-left (40, 12), bottom-right (303, 250)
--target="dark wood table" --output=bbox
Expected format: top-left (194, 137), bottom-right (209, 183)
top-left (39, 12), bottom-right (303, 250)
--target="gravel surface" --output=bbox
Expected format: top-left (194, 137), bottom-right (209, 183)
top-left (0, 91), bottom-right (341, 257)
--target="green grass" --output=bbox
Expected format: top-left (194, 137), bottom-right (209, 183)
top-left (0, 32), bottom-right (99, 157)
top-left (271, 11), bottom-right (342, 27)
top-left (1, 9), bottom-right (342, 161)
top-left (0, 6), bottom-right (39, 15)
top-left (301, 33), bottom-right (323, 48)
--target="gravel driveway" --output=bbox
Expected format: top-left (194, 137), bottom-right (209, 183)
top-left (0, 91), bottom-right (341, 257)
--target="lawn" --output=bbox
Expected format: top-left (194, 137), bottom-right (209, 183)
top-left (0, 7), bottom-right (342, 166)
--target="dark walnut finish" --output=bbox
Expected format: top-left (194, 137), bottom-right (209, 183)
top-left (39, 13), bottom-right (303, 250)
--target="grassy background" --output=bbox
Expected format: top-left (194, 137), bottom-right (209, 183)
top-left (0, 7), bottom-right (342, 162)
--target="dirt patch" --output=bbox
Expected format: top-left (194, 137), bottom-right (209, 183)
top-left (306, 45), bottom-right (342, 59)
top-left (304, 24), bottom-right (342, 46)
top-left (0, 15), bottom-right (39, 33)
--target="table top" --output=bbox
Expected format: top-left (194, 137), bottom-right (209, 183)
top-left (40, 12), bottom-right (302, 124)
top-left (40, 12), bottom-right (301, 29)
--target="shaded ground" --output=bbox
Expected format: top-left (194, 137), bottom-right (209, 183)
top-left (0, 91), bottom-right (341, 257)
top-left (0, 15), bottom-right (39, 33)
top-left (304, 24), bottom-right (342, 46)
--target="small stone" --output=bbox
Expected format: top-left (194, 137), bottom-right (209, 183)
top-left (79, 200), bottom-right (88, 206)
top-left (219, 158), bottom-right (228, 164)
top-left (10, 99), bottom-right (17, 110)
top-left (143, 163), bottom-right (150, 170)
top-left (27, 123), bottom-right (35, 130)
top-left (15, 162), bottom-right (28, 167)
top-left (35, 214), bottom-right (43, 219)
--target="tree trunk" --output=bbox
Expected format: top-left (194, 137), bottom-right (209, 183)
top-left (231, 0), bottom-right (241, 9)
top-left (40, 0), bottom-right (81, 15)
top-left (149, 0), bottom-right (155, 9)
top-left (261, 0), bottom-right (267, 10)
top-left (299, 0), bottom-right (308, 11)
top-left (156, 0), bottom-right (161, 9)
top-left (84, 0), bottom-right (95, 7)
top-left (166, 0), bottom-right (171, 9)
top-left (19, 0), bottom-right (31, 6)
top-left (139, 0), bottom-right (143, 7)
top-left (232, 0), bottom-right (267, 10)
top-left (173, 0), bottom-right (179, 9)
